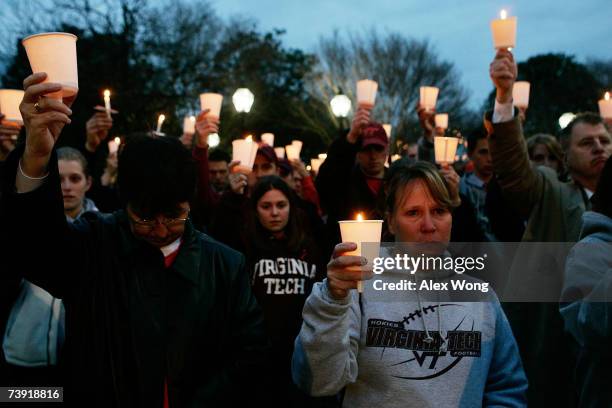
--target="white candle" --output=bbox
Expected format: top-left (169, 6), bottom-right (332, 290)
top-left (108, 136), bottom-right (121, 154)
top-left (200, 93), bottom-right (224, 119)
top-left (156, 114), bottom-right (165, 133)
top-left (183, 115), bottom-right (196, 134)
top-left (285, 144), bottom-right (300, 161)
top-left (0, 89), bottom-right (25, 123)
top-left (420, 86), bottom-right (439, 112)
top-left (434, 136), bottom-right (459, 165)
top-left (598, 92), bottom-right (612, 119)
top-left (356, 79), bottom-right (378, 109)
top-left (291, 140), bottom-right (303, 157)
top-left (103, 89), bottom-right (111, 118)
top-left (274, 147), bottom-right (285, 159)
top-left (513, 81), bottom-right (530, 109)
top-left (383, 124), bottom-right (392, 139)
top-left (491, 9), bottom-right (517, 50)
top-left (435, 113), bottom-right (449, 130)
top-left (338, 213), bottom-right (383, 293)
top-left (261, 133), bottom-right (274, 146)
top-left (232, 136), bottom-right (258, 173)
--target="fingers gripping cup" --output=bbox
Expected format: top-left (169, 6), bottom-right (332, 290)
top-left (22, 32), bottom-right (78, 100)
top-left (339, 213), bottom-right (383, 293)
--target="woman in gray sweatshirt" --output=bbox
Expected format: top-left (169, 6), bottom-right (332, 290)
top-left (292, 161), bottom-right (527, 407)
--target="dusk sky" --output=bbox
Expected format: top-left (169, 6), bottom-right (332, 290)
top-left (211, 0), bottom-right (611, 109)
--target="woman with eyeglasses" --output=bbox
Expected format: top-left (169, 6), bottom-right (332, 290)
top-left (292, 162), bottom-right (527, 407)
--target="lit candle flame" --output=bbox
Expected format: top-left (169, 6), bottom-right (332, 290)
top-left (356, 213), bottom-right (364, 221)
top-left (114, 137), bottom-right (120, 145)
top-left (500, 9), bottom-right (507, 19)
top-left (103, 89), bottom-right (110, 98)
top-left (189, 115), bottom-right (196, 122)
top-left (158, 114), bottom-right (165, 122)
top-left (606, 92), bottom-right (610, 101)
top-left (246, 135), bottom-right (253, 142)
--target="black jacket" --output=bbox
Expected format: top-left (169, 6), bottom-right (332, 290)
top-left (316, 136), bottom-right (386, 254)
top-left (0, 146), bottom-right (268, 407)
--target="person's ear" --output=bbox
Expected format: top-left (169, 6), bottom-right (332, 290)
top-left (85, 175), bottom-right (92, 192)
top-left (387, 211), bottom-right (396, 236)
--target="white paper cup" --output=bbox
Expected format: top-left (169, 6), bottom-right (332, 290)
top-left (286, 144), bottom-right (300, 161)
top-left (357, 79), bottom-right (378, 108)
top-left (200, 93), bottom-right (223, 119)
top-left (22, 32), bottom-right (78, 99)
top-left (339, 219), bottom-right (383, 292)
top-left (434, 136), bottom-right (459, 165)
top-left (232, 139), bottom-right (258, 173)
top-left (183, 116), bottom-right (196, 134)
top-left (0, 89), bottom-right (25, 123)
top-left (291, 140), bottom-right (303, 157)
top-left (311, 158), bottom-right (323, 173)
top-left (435, 113), bottom-right (449, 130)
top-left (274, 147), bottom-right (286, 159)
top-left (512, 81), bottom-right (530, 109)
top-left (491, 16), bottom-right (517, 50)
top-left (420, 86), bottom-right (439, 112)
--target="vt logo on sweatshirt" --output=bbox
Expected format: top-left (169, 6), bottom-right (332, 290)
top-left (365, 304), bottom-right (482, 379)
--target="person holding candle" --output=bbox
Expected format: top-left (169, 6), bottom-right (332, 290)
top-left (0, 72), bottom-right (268, 406)
top-left (315, 110), bottom-right (389, 255)
top-left (242, 176), bottom-right (328, 407)
top-left (487, 48), bottom-right (612, 407)
top-left (292, 162), bottom-right (527, 406)
top-left (2, 147), bottom-right (98, 387)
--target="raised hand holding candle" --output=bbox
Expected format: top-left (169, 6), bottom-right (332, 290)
top-left (491, 9), bottom-right (517, 50)
top-left (420, 86), bottom-right (439, 112)
top-left (156, 114), bottom-right (165, 134)
top-left (338, 213), bottom-right (383, 293)
top-left (22, 32), bottom-right (78, 99)
top-left (0, 89), bottom-right (25, 123)
top-left (513, 81), bottom-right (530, 109)
top-left (356, 79), bottom-right (378, 109)
top-left (599, 92), bottom-right (612, 119)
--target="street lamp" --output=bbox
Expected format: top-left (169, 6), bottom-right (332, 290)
top-left (558, 112), bottom-right (576, 130)
top-left (330, 94), bottom-right (351, 118)
top-left (232, 88), bottom-right (254, 113)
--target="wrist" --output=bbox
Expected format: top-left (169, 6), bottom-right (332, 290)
top-left (21, 151), bottom-right (50, 178)
top-left (85, 139), bottom-right (98, 152)
top-left (496, 89), bottom-right (512, 104)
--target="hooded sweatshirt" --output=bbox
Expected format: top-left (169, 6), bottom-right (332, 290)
top-left (292, 263), bottom-right (527, 407)
top-left (560, 211), bottom-right (612, 407)
top-left (3, 198), bottom-right (98, 367)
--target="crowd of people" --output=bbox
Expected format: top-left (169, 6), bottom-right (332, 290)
top-left (0, 47), bottom-right (611, 407)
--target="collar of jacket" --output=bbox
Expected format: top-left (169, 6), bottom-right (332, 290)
top-left (114, 210), bottom-right (202, 286)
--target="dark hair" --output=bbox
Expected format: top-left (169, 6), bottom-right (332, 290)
top-left (117, 135), bottom-right (196, 216)
top-left (249, 175), bottom-right (304, 252)
top-left (466, 127), bottom-right (488, 155)
top-left (592, 156), bottom-right (612, 219)
top-left (57, 147), bottom-right (89, 177)
top-left (561, 112), bottom-right (605, 150)
top-left (208, 149), bottom-right (230, 163)
top-left (385, 161), bottom-right (456, 217)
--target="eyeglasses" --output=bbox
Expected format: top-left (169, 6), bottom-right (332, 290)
top-left (128, 209), bottom-right (190, 231)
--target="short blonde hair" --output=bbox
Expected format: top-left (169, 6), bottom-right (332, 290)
top-left (385, 161), bottom-right (455, 216)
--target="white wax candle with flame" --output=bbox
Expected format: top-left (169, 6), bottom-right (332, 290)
top-left (103, 89), bottom-right (111, 118)
top-left (156, 114), bottom-right (165, 133)
top-left (598, 92), bottom-right (612, 119)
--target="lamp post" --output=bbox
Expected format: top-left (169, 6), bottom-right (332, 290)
top-left (330, 93), bottom-right (351, 135)
top-left (233, 88), bottom-right (254, 137)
